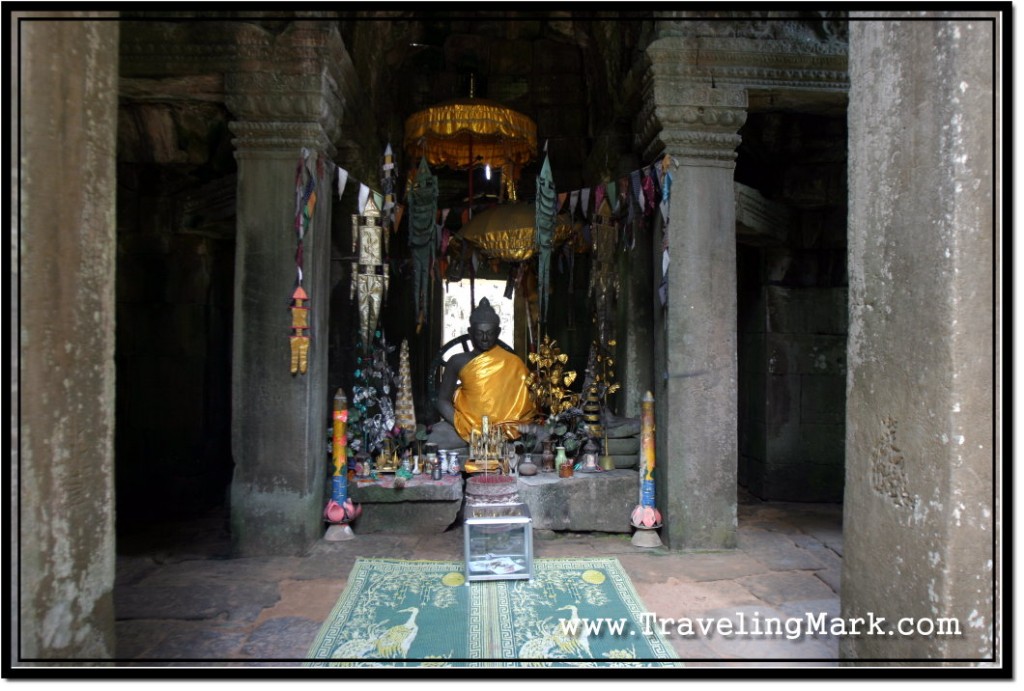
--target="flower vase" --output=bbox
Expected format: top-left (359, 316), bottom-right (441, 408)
top-left (541, 440), bottom-right (556, 473)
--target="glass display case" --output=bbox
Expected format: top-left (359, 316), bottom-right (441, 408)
top-left (463, 502), bottom-right (533, 581)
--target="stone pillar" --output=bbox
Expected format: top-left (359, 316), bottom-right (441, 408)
top-left (17, 13), bottom-right (119, 659)
top-left (225, 23), bottom-right (344, 556)
top-left (639, 38), bottom-right (747, 549)
top-left (842, 17), bottom-right (995, 661)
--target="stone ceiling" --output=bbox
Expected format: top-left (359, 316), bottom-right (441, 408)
top-left (117, 11), bottom-right (847, 212)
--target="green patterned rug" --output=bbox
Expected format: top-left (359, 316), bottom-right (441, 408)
top-left (305, 557), bottom-right (679, 667)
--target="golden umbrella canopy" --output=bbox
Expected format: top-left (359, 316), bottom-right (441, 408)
top-left (403, 97), bottom-right (538, 172)
top-left (457, 202), bottom-right (578, 262)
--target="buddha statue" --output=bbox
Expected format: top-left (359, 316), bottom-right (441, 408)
top-left (430, 298), bottom-right (539, 450)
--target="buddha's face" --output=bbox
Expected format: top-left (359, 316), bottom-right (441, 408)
top-left (469, 322), bottom-right (500, 352)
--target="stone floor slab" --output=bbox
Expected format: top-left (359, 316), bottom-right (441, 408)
top-left (736, 570), bottom-right (839, 606)
top-left (240, 616), bottom-right (323, 659)
top-left (115, 582), bottom-right (280, 623)
top-left (145, 622), bottom-right (251, 660)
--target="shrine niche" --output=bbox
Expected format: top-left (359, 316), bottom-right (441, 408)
top-left (108, 12), bottom-right (852, 555)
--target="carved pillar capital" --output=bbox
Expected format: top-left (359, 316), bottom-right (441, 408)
top-left (638, 74), bottom-right (748, 167)
top-left (225, 22), bottom-right (346, 158)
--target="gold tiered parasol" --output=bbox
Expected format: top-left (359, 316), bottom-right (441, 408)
top-left (404, 97), bottom-right (537, 172)
top-left (404, 77), bottom-right (538, 205)
top-left (457, 203), bottom-right (578, 262)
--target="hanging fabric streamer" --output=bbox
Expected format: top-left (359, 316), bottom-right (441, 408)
top-left (534, 152), bottom-right (557, 327)
top-left (642, 168), bottom-right (656, 219)
top-left (660, 154), bottom-right (674, 226)
top-left (631, 169), bottom-right (644, 208)
top-left (381, 143), bottom-right (396, 213)
top-left (290, 150), bottom-right (318, 375)
top-left (290, 286), bottom-right (311, 374)
top-left (408, 157), bottom-right (438, 332)
top-left (353, 197), bottom-right (388, 346)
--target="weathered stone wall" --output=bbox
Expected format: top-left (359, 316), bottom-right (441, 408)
top-left (842, 16), bottom-right (995, 662)
top-left (17, 13), bottom-right (119, 660)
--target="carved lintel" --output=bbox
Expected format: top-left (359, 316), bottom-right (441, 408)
top-left (639, 32), bottom-right (848, 105)
top-left (653, 14), bottom-right (849, 47)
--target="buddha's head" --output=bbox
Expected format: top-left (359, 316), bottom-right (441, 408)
top-left (468, 298), bottom-right (501, 352)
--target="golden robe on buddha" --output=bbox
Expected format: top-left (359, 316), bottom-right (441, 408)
top-left (452, 347), bottom-right (538, 441)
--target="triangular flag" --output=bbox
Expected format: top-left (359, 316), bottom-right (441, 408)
top-left (372, 191), bottom-right (384, 211)
top-left (580, 188), bottom-right (591, 220)
top-left (336, 167), bottom-right (349, 200)
top-left (594, 183), bottom-right (606, 215)
top-left (557, 192), bottom-right (568, 212)
top-left (357, 183), bottom-right (370, 214)
top-left (631, 169), bottom-right (644, 206)
top-left (569, 190), bottom-right (580, 218)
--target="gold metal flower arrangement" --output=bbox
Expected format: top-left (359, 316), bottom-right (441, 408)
top-left (590, 339), bottom-right (621, 404)
top-left (525, 335), bottom-right (579, 417)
